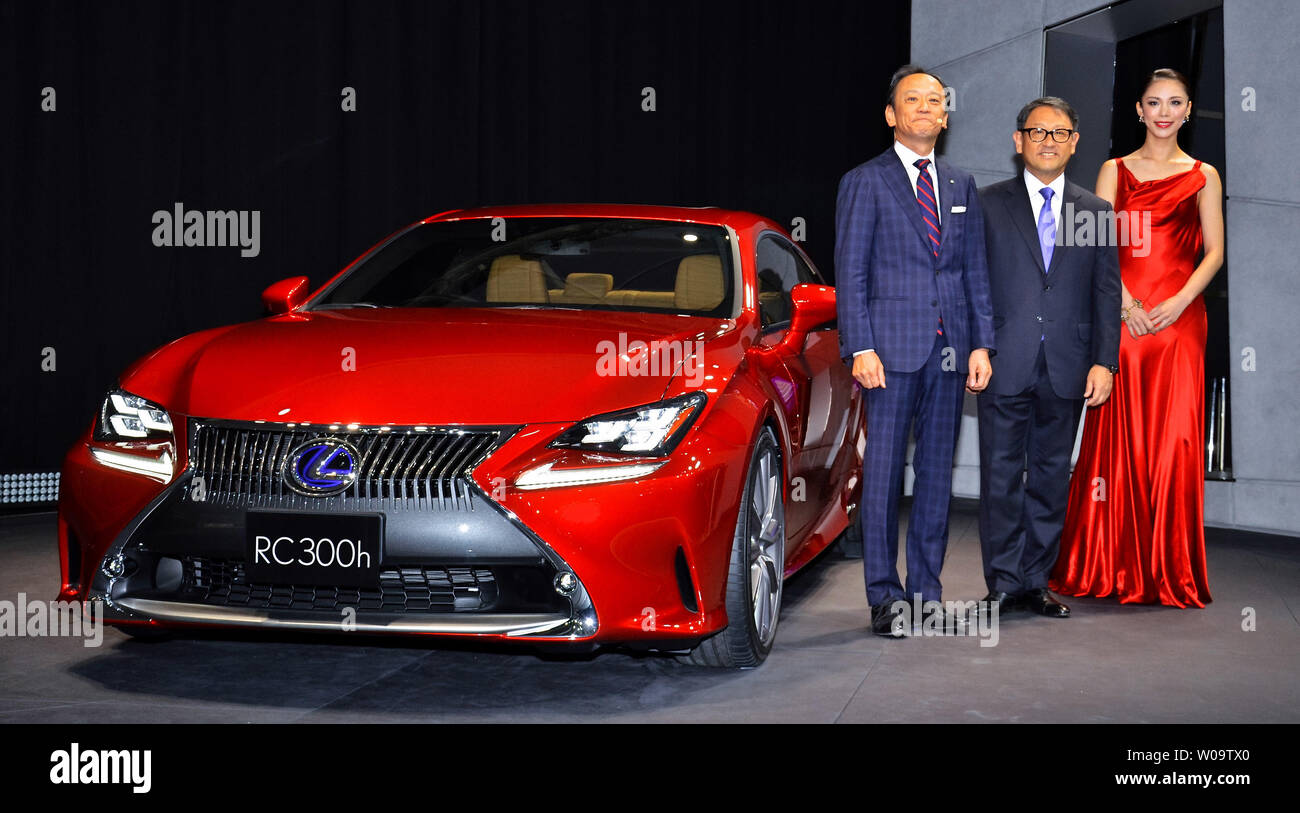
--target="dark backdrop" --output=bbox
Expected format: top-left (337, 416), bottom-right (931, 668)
top-left (0, 0), bottom-right (911, 479)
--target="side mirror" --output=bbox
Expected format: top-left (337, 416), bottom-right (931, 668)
top-left (261, 276), bottom-right (310, 314)
top-left (776, 284), bottom-right (837, 352)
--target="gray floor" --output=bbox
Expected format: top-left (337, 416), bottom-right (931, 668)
top-left (1, 503), bottom-right (1297, 723)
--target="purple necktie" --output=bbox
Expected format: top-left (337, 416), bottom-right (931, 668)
top-left (1038, 187), bottom-right (1055, 272)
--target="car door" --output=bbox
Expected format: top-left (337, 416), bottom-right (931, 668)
top-left (753, 233), bottom-right (855, 553)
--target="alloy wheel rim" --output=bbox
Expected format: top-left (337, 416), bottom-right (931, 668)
top-left (747, 445), bottom-right (784, 647)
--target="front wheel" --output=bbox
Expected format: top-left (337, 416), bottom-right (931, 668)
top-left (684, 426), bottom-right (785, 668)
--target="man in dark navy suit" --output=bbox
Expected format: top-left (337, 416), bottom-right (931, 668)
top-left (975, 97), bottom-right (1121, 619)
top-left (834, 65), bottom-right (996, 636)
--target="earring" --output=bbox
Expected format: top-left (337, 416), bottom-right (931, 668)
top-left (1184, 116), bottom-right (1190, 122)
top-left (1138, 115), bottom-right (1144, 122)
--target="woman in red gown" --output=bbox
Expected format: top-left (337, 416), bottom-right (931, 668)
top-left (1052, 69), bottom-right (1224, 608)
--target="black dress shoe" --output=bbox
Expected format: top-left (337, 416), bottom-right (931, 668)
top-left (975, 591), bottom-right (1019, 618)
top-left (1023, 588), bottom-right (1070, 618)
top-left (870, 602), bottom-right (908, 638)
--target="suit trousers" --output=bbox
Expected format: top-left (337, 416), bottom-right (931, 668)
top-left (861, 332), bottom-right (965, 606)
top-left (977, 341), bottom-right (1085, 595)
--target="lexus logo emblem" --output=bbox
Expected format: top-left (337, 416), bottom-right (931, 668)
top-left (284, 438), bottom-right (360, 496)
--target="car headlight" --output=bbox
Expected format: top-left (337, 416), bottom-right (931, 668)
top-left (514, 460), bottom-right (667, 491)
top-left (96, 390), bottom-right (174, 441)
top-left (90, 389), bottom-right (176, 482)
top-left (550, 392), bottom-right (707, 456)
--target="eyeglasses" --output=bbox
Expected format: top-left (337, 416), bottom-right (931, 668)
top-left (1019, 127), bottom-right (1075, 143)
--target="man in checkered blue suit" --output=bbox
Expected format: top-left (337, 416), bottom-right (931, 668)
top-left (834, 65), bottom-right (996, 637)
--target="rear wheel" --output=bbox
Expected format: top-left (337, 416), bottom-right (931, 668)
top-left (684, 427), bottom-right (784, 668)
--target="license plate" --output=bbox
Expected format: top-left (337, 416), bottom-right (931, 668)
top-left (245, 511), bottom-right (383, 587)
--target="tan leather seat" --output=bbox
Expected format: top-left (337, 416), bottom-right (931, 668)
top-left (554, 273), bottom-right (614, 304)
top-left (486, 255), bottom-right (549, 303)
top-left (606, 290), bottom-right (676, 308)
top-left (674, 255), bottom-right (725, 311)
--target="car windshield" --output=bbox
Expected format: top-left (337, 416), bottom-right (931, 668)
top-left (311, 217), bottom-right (735, 317)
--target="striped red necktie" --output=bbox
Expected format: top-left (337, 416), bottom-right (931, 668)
top-left (914, 158), bottom-right (941, 256)
top-left (915, 158), bottom-right (943, 335)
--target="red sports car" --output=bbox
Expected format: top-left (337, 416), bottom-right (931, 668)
top-left (57, 204), bottom-right (863, 667)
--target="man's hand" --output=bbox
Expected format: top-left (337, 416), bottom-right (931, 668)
top-left (1083, 364), bottom-right (1114, 407)
top-left (852, 351), bottom-right (886, 389)
top-left (966, 349), bottom-right (992, 393)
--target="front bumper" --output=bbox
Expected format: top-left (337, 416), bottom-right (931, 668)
top-left (114, 599), bottom-right (571, 636)
top-left (65, 420), bottom-right (597, 640)
top-left (58, 410), bottom-right (757, 646)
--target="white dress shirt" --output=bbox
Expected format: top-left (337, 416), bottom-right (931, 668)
top-left (1024, 168), bottom-right (1065, 230)
top-left (895, 140), bottom-right (940, 225)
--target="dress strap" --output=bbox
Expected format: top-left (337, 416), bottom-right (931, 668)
top-left (1114, 158), bottom-right (1134, 187)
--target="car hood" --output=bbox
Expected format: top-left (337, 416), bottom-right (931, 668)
top-left (121, 307), bottom-right (738, 425)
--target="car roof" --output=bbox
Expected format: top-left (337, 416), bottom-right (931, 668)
top-left (425, 203), bottom-right (774, 232)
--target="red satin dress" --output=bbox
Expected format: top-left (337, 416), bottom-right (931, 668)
top-left (1052, 159), bottom-right (1211, 608)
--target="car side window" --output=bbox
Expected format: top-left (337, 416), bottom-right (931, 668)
top-left (755, 234), bottom-right (818, 328)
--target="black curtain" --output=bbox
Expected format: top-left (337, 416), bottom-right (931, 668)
top-left (0, 0), bottom-right (910, 476)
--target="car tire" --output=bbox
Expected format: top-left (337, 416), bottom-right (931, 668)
top-left (683, 426), bottom-right (784, 668)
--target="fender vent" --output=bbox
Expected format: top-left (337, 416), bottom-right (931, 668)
top-left (674, 547), bottom-right (699, 613)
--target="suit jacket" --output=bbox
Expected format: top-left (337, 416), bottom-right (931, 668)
top-left (834, 147), bottom-right (996, 374)
top-left (978, 176), bottom-right (1121, 399)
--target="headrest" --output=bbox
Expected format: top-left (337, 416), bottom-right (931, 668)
top-left (486, 255), bottom-right (549, 303)
top-left (558, 273), bottom-right (614, 303)
top-left (674, 255), bottom-right (725, 311)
